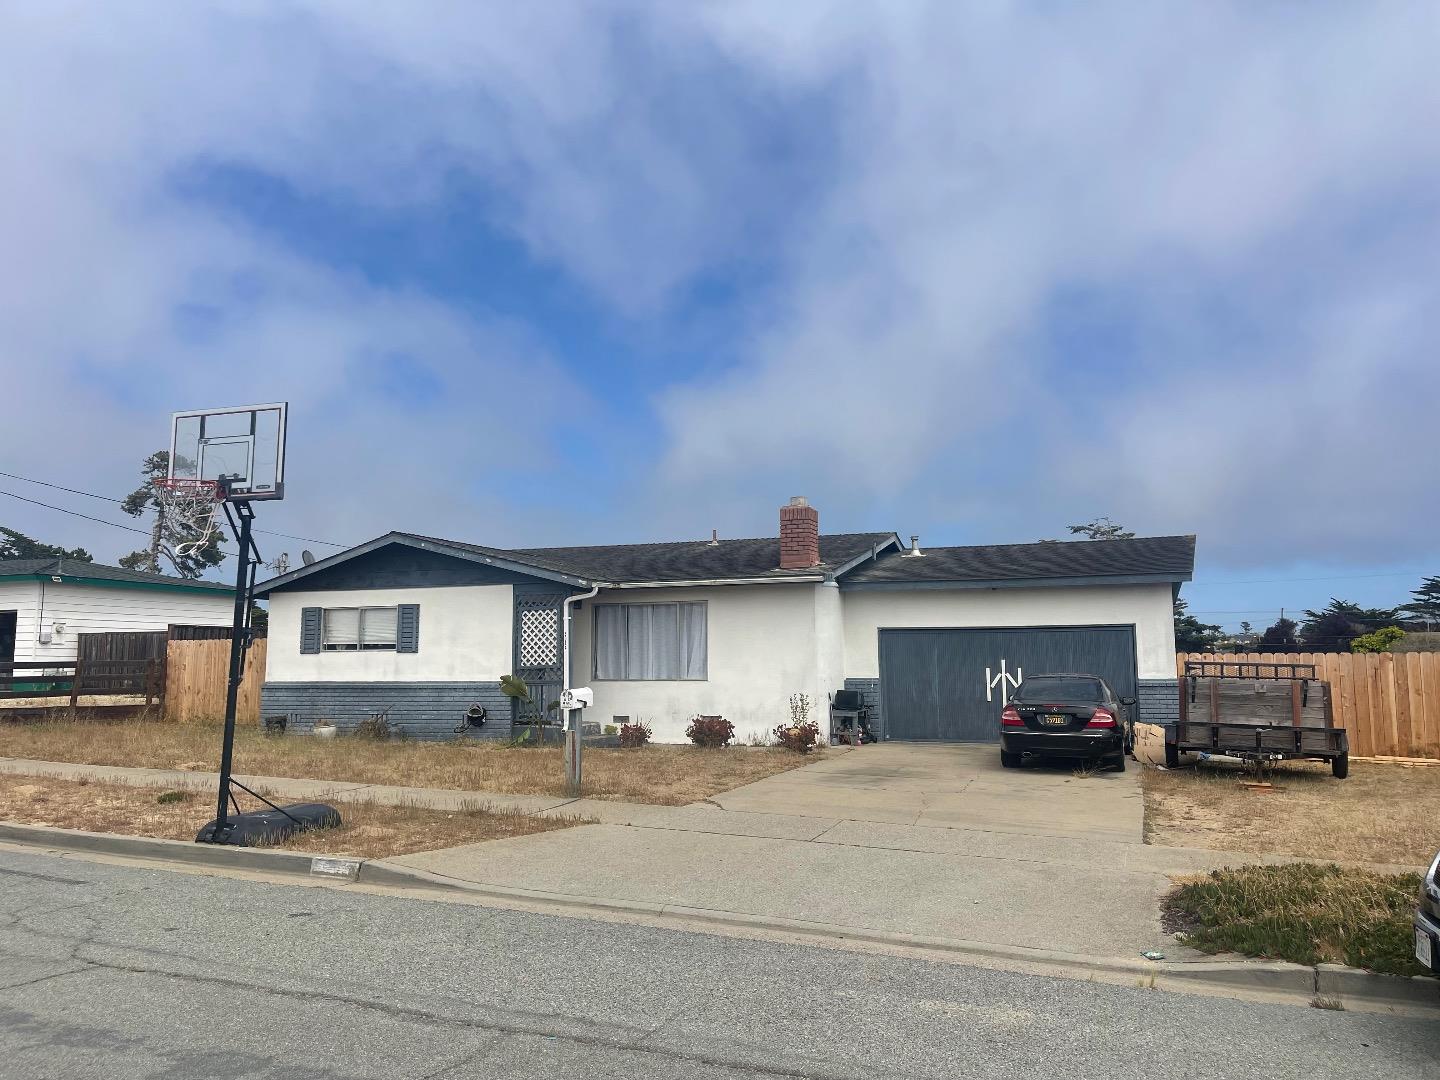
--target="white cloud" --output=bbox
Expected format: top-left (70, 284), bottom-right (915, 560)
top-left (0, 2), bottom-right (1436, 569)
top-left (656, 2), bottom-right (1440, 557)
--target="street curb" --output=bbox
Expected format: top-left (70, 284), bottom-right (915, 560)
top-left (1316, 963), bottom-right (1440, 1011)
top-left (0, 821), bottom-right (328, 877)
top-left (3, 820), bottom-right (1435, 1014)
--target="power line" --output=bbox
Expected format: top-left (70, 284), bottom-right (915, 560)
top-left (0, 487), bottom-right (244, 569)
top-left (0, 488), bottom-right (151, 537)
top-left (0, 468), bottom-right (350, 549)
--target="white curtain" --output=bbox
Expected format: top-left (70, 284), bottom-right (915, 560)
top-left (678, 602), bottom-right (707, 679)
top-left (594, 602), bottom-right (706, 680)
top-left (595, 604), bottom-right (627, 679)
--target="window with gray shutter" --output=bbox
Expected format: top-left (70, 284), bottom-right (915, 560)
top-left (300, 607), bottom-right (322, 654)
top-left (397, 604), bottom-right (420, 653)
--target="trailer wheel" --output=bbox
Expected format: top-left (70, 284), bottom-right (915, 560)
top-left (1331, 753), bottom-right (1349, 780)
top-left (1164, 742), bottom-right (1179, 769)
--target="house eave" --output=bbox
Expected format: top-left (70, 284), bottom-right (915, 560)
top-left (840, 572), bottom-right (1192, 592)
top-left (603, 575), bottom-right (828, 589)
top-left (251, 532), bottom-right (593, 595)
top-left (827, 533), bottom-right (905, 582)
top-left (3, 573), bottom-right (231, 596)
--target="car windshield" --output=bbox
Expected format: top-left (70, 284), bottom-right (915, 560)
top-left (1015, 676), bottom-right (1105, 702)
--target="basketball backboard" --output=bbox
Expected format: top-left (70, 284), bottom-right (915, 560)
top-left (170, 402), bottom-right (287, 501)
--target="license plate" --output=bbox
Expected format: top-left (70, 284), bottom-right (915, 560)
top-left (1417, 928), bottom-right (1435, 970)
top-left (1042, 714), bottom-right (1069, 727)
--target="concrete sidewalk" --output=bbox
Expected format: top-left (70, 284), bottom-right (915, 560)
top-left (0, 747), bottom-right (1275, 960)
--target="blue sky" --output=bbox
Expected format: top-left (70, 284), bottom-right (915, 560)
top-left (1, 2), bottom-right (1437, 630)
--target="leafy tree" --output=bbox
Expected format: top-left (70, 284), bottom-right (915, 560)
top-left (1351, 627), bottom-right (1405, 654)
top-left (1174, 598), bottom-right (1224, 653)
top-left (0, 526), bottom-right (93, 562)
top-left (1299, 599), bottom-right (1398, 645)
top-left (1260, 616), bottom-right (1299, 646)
top-left (118, 450), bottom-right (225, 578)
top-left (1067, 517), bottom-right (1136, 541)
top-left (1399, 576), bottom-right (1440, 624)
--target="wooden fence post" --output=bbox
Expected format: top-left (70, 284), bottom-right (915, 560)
top-left (69, 659), bottom-right (83, 708)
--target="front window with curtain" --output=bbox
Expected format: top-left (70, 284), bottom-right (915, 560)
top-left (593, 602), bottom-right (707, 680)
top-left (322, 606), bottom-right (399, 651)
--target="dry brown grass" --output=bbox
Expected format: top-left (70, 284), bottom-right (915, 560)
top-left (0, 720), bottom-right (819, 805)
top-left (0, 774), bottom-right (585, 859)
top-left (1142, 759), bottom-right (1440, 866)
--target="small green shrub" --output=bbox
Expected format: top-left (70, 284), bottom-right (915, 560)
top-left (603, 724), bottom-right (619, 735)
top-left (686, 715), bottom-right (734, 748)
top-left (1351, 626), bottom-right (1406, 653)
top-left (156, 790), bottom-right (191, 805)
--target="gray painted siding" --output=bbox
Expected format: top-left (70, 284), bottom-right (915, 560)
top-left (1136, 678), bottom-right (1180, 727)
top-left (260, 682), bottom-right (511, 742)
top-left (269, 546), bottom-right (549, 593)
top-left (843, 678), bottom-right (884, 741)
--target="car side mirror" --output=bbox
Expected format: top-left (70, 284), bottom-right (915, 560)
top-left (1121, 696), bottom-right (1137, 707)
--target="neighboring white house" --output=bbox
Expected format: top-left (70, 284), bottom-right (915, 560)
top-left (253, 500), bottom-right (1193, 744)
top-left (0, 558), bottom-right (233, 668)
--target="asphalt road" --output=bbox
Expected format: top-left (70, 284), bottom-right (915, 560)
top-left (1, 847), bottom-right (1436, 1080)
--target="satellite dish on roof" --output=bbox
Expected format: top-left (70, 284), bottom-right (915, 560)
top-left (301, 550), bottom-right (316, 566)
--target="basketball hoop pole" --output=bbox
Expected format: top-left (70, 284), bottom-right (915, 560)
top-left (208, 491), bottom-right (260, 842)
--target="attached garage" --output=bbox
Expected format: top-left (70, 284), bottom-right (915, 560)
top-left (838, 535), bottom-right (1195, 742)
top-left (877, 625), bottom-right (1138, 741)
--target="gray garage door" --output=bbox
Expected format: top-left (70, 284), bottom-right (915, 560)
top-left (878, 626), bottom-right (1138, 741)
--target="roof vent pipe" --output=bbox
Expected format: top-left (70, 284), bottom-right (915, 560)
top-left (708, 529), bottom-right (720, 546)
top-left (905, 534), bottom-right (924, 557)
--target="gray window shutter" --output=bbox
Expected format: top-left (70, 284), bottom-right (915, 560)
top-left (397, 604), bottom-right (420, 653)
top-left (300, 607), bottom-right (322, 654)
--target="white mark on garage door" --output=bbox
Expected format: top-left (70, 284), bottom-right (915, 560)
top-left (984, 659), bottom-right (1023, 702)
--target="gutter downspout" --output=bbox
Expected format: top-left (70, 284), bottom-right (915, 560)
top-left (562, 582), bottom-right (604, 793)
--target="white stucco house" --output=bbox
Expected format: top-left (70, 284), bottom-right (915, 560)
top-left (0, 558), bottom-right (233, 669)
top-left (252, 500), bottom-right (1194, 744)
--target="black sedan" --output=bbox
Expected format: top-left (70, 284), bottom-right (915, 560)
top-left (1000, 673), bottom-right (1134, 771)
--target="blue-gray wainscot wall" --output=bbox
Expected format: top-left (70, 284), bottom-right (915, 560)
top-left (1135, 678), bottom-right (1180, 727)
top-left (260, 682), bottom-right (511, 741)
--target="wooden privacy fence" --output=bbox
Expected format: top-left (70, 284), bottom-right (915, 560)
top-left (1, 659), bottom-right (165, 705)
top-left (1177, 651), bottom-right (1440, 759)
top-left (165, 638), bottom-right (266, 723)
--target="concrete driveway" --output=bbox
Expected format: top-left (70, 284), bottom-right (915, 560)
top-left (708, 741), bottom-right (1145, 843)
top-left (393, 742), bottom-right (1261, 960)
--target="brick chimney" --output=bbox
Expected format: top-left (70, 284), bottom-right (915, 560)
top-left (779, 496), bottom-right (821, 569)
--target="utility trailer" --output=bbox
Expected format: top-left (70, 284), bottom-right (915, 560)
top-left (1166, 660), bottom-right (1349, 777)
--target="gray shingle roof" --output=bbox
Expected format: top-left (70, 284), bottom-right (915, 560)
top-left (414, 532), bottom-right (898, 584)
top-left (0, 558), bottom-right (231, 592)
top-left (842, 535), bottom-right (1195, 585)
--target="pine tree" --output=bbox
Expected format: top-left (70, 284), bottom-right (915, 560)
top-left (119, 450), bottom-right (225, 578)
top-left (1400, 576), bottom-right (1440, 623)
top-left (0, 527), bottom-right (93, 562)
top-left (1066, 517), bottom-right (1136, 540)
